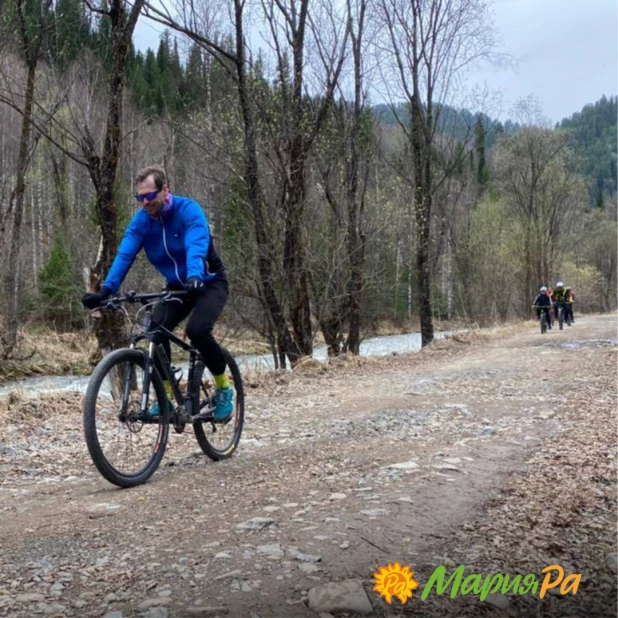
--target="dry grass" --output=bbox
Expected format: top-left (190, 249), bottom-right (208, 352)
top-left (0, 329), bottom-right (95, 381)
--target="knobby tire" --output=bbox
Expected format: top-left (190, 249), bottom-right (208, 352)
top-left (83, 348), bottom-right (169, 488)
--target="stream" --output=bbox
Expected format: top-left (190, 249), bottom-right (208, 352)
top-left (0, 329), bottom-right (452, 398)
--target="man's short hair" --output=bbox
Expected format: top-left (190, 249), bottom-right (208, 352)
top-left (136, 165), bottom-right (168, 191)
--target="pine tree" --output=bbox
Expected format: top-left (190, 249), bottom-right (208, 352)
top-left (39, 237), bottom-right (83, 330)
top-left (51, 0), bottom-right (91, 69)
top-left (475, 115), bottom-right (490, 188)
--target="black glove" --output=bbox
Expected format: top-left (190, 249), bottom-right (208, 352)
top-left (186, 277), bottom-right (204, 297)
top-left (82, 286), bottom-right (112, 310)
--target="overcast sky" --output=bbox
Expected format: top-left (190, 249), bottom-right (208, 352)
top-left (134, 0), bottom-right (617, 124)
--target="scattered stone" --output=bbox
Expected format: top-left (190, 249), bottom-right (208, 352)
top-left (85, 503), bottom-right (122, 518)
top-left (383, 461), bottom-right (419, 470)
top-left (103, 612), bottom-right (124, 618)
top-left (16, 593), bottom-right (45, 602)
top-left (606, 553), bottom-right (618, 573)
top-left (257, 544), bottom-right (284, 558)
top-left (141, 608), bottom-right (168, 618)
top-left (137, 598), bottom-right (172, 610)
top-left (41, 604), bottom-right (66, 615)
top-left (339, 542), bottom-right (350, 549)
top-left (213, 570), bottom-right (242, 581)
top-left (329, 493), bottom-right (347, 500)
top-left (286, 547), bottom-right (321, 562)
top-left (432, 463), bottom-right (460, 472)
top-left (443, 457), bottom-right (462, 465)
top-left (184, 607), bottom-right (228, 617)
top-left (235, 518), bottom-right (276, 531)
top-left (214, 552), bottom-right (231, 559)
top-left (263, 506), bottom-right (281, 513)
top-left (307, 580), bottom-right (373, 615)
top-left (299, 563), bottom-right (320, 573)
top-left (484, 593), bottom-right (510, 610)
top-left (360, 508), bottom-right (388, 517)
top-left (241, 582), bottom-right (253, 592)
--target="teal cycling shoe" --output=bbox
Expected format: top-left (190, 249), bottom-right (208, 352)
top-left (149, 400), bottom-right (174, 418)
top-left (213, 387), bottom-right (234, 422)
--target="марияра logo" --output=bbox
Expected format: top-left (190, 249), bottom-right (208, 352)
top-left (373, 562), bottom-right (581, 605)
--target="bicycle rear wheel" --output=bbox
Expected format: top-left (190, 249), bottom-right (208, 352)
top-left (192, 348), bottom-right (244, 460)
top-left (83, 348), bottom-right (169, 487)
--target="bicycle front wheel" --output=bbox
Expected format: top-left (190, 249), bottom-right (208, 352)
top-left (83, 348), bottom-right (169, 487)
top-left (193, 348), bottom-right (244, 461)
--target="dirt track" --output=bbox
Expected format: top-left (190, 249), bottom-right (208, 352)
top-left (0, 315), bottom-right (616, 618)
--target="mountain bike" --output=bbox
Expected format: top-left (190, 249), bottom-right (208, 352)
top-left (83, 290), bottom-right (244, 488)
top-left (555, 301), bottom-right (570, 330)
top-left (533, 305), bottom-right (551, 334)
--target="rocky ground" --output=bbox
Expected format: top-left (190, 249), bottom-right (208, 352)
top-left (0, 315), bottom-right (616, 618)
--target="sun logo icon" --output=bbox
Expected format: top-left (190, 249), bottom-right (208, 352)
top-left (373, 561), bottom-right (419, 605)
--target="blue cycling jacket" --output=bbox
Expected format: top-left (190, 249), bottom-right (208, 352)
top-left (103, 195), bottom-right (226, 294)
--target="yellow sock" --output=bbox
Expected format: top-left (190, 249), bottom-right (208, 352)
top-left (214, 373), bottom-right (231, 389)
top-left (163, 380), bottom-right (173, 401)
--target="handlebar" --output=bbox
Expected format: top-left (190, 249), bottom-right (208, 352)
top-left (95, 289), bottom-right (188, 311)
top-left (116, 290), bottom-right (188, 304)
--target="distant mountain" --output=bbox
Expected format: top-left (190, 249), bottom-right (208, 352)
top-left (558, 95), bottom-right (617, 203)
top-left (371, 102), bottom-right (519, 149)
top-left (372, 96), bottom-right (617, 203)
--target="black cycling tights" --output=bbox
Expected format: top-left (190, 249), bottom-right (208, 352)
top-left (151, 278), bottom-right (229, 378)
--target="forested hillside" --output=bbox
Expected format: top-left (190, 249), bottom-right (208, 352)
top-left (558, 95), bottom-right (618, 205)
top-left (0, 0), bottom-right (615, 366)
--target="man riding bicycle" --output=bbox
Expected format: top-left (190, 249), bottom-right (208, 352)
top-left (533, 286), bottom-right (553, 329)
top-left (81, 165), bottom-right (234, 422)
top-left (551, 281), bottom-right (571, 325)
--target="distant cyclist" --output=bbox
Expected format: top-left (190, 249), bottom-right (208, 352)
top-left (551, 281), bottom-right (570, 323)
top-left (565, 286), bottom-right (575, 324)
top-left (533, 286), bottom-right (553, 329)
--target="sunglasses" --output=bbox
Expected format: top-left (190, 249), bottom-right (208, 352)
top-left (135, 190), bottom-right (160, 203)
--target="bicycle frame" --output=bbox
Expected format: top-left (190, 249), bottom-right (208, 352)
top-left (102, 291), bottom-right (201, 420)
top-left (131, 331), bottom-right (200, 418)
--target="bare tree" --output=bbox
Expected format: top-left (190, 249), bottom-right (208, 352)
top-left (78, 0), bottom-right (146, 356)
top-left (257, 0), bottom-right (350, 357)
top-left (375, 0), bottom-right (498, 346)
top-left (495, 127), bottom-right (585, 311)
top-left (311, 0), bottom-right (374, 355)
top-left (143, 0), bottom-right (300, 367)
top-left (1, 0), bottom-right (52, 358)
top-left (0, 0), bottom-right (147, 357)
